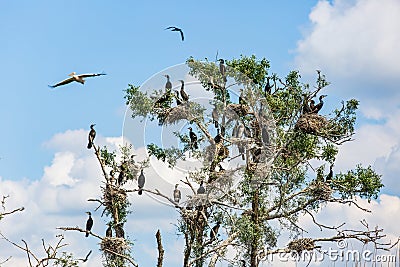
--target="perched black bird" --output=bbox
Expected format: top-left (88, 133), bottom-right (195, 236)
top-left (175, 91), bottom-right (182, 106)
top-left (239, 89), bottom-right (246, 105)
top-left (326, 164), bottom-right (334, 183)
top-left (214, 128), bottom-right (222, 144)
top-left (197, 181), bottom-right (206, 194)
top-left (138, 169), bottom-right (145, 195)
top-left (210, 221), bottom-right (221, 242)
top-left (264, 77), bottom-right (273, 95)
top-left (212, 108), bottom-right (219, 128)
top-left (154, 92), bottom-right (172, 108)
top-left (106, 223), bottom-right (112, 237)
top-left (115, 222), bottom-right (125, 238)
top-left (312, 95), bottom-right (327, 114)
top-left (87, 124), bottom-right (96, 149)
top-left (188, 127), bottom-right (198, 149)
top-left (173, 184), bottom-right (181, 203)
top-left (309, 99), bottom-right (316, 111)
top-left (165, 26), bottom-right (184, 41)
top-left (85, 212), bottom-right (93, 237)
top-left (164, 74), bottom-right (172, 92)
top-left (179, 80), bottom-right (189, 101)
top-left (118, 161), bottom-right (127, 185)
top-left (302, 94), bottom-right (312, 114)
top-left (219, 59), bottom-right (227, 82)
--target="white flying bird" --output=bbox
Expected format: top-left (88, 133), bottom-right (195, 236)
top-left (48, 72), bottom-right (106, 88)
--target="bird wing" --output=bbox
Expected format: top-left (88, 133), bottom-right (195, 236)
top-left (79, 72), bottom-right (106, 78)
top-left (48, 77), bottom-right (75, 88)
top-left (165, 26), bottom-right (177, 30)
top-left (179, 29), bottom-right (184, 41)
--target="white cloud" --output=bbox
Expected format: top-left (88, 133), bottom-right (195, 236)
top-left (0, 127), bottom-right (210, 266)
top-left (295, 0), bottom-right (400, 80)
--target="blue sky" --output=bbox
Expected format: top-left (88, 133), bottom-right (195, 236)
top-left (0, 0), bottom-right (314, 180)
top-left (1, 0), bottom-right (400, 266)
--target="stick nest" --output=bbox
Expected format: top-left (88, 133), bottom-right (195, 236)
top-left (295, 113), bottom-right (328, 134)
top-left (163, 105), bottom-right (190, 124)
top-left (100, 237), bottom-right (129, 255)
top-left (288, 238), bottom-right (315, 253)
top-left (102, 185), bottom-right (127, 212)
top-left (226, 104), bottom-right (250, 118)
top-left (308, 180), bottom-right (332, 201)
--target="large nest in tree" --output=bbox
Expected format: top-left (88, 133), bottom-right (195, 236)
top-left (163, 105), bottom-right (190, 124)
top-left (185, 194), bottom-right (209, 209)
top-left (226, 103), bottom-right (250, 118)
top-left (295, 113), bottom-right (328, 134)
top-left (308, 180), bottom-right (332, 201)
top-left (100, 237), bottom-right (129, 255)
top-left (288, 238), bottom-right (315, 254)
top-left (207, 169), bottom-right (236, 194)
top-left (102, 186), bottom-right (127, 212)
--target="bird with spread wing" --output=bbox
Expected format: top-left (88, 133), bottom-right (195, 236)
top-left (165, 26), bottom-right (184, 41)
top-left (49, 72), bottom-right (106, 88)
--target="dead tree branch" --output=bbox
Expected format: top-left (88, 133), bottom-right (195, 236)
top-left (156, 229), bottom-right (164, 267)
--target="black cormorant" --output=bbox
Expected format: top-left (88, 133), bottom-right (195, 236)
top-left (106, 223), bottom-right (112, 237)
top-left (173, 184), bottom-right (181, 203)
top-left (197, 181), bottom-right (206, 194)
top-left (210, 221), bottom-right (221, 241)
top-left (165, 26), bottom-right (184, 41)
top-left (118, 161), bottom-right (127, 185)
top-left (175, 91), bottom-right (182, 105)
top-left (326, 164), bottom-right (333, 183)
top-left (214, 128), bottom-right (222, 144)
top-left (264, 77), bottom-right (273, 95)
top-left (188, 127), bottom-right (198, 149)
top-left (219, 59), bottom-right (227, 82)
top-left (164, 74), bottom-right (172, 92)
top-left (312, 95), bottom-right (327, 114)
top-left (87, 124), bottom-right (96, 149)
top-left (179, 80), bottom-right (189, 101)
top-left (239, 89), bottom-right (246, 105)
top-left (138, 169), bottom-right (145, 195)
top-left (212, 108), bottom-right (219, 128)
top-left (85, 212), bottom-right (93, 237)
top-left (115, 222), bottom-right (125, 238)
top-left (309, 99), bottom-right (315, 111)
top-left (49, 72), bottom-right (106, 88)
top-left (302, 94), bottom-right (312, 114)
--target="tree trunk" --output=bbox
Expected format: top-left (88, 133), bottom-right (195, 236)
top-left (250, 189), bottom-right (259, 267)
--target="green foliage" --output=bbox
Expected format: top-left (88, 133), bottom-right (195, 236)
top-left (122, 54), bottom-right (383, 266)
top-left (329, 99), bottom-right (359, 139)
top-left (228, 55), bottom-right (270, 85)
top-left (100, 147), bottom-right (117, 167)
top-left (124, 84), bottom-right (154, 121)
top-left (147, 143), bottom-right (185, 168)
top-left (333, 165), bottom-right (383, 201)
top-left (54, 252), bottom-right (79, 267)
top-left (321, 143), bottom-right (338, 163)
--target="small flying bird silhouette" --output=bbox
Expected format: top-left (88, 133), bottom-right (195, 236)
top-left (165, 26), bottom-right (184, 41)
top-left (49, 72), bottom-right (106, 88)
